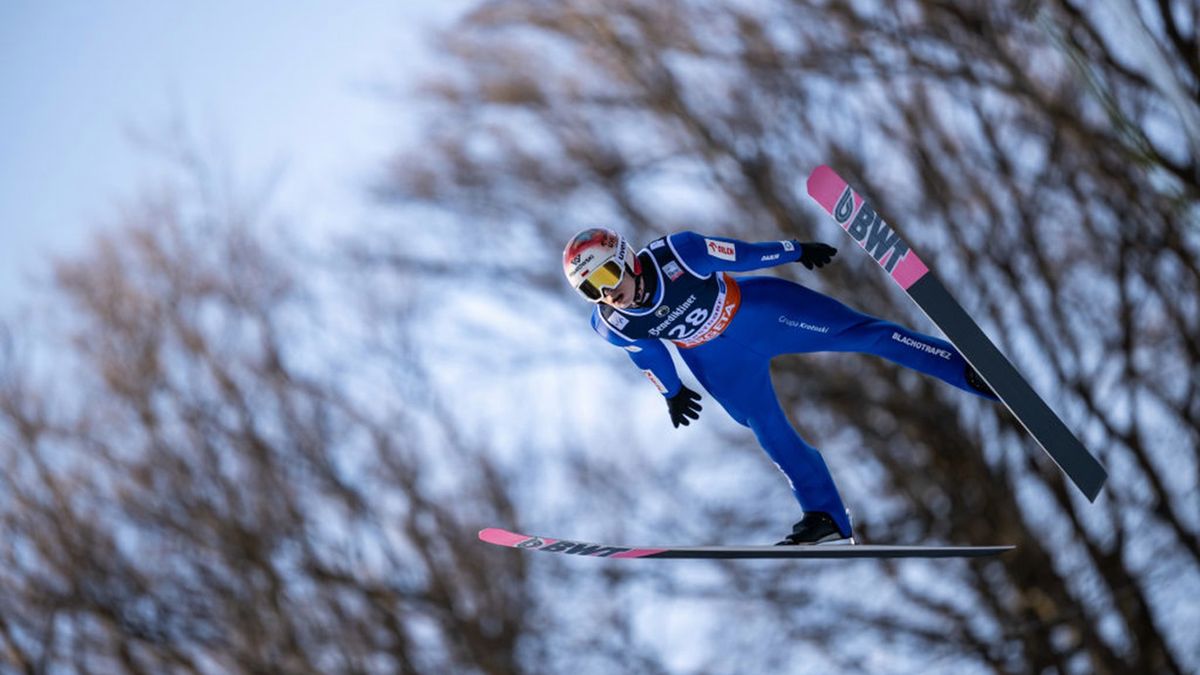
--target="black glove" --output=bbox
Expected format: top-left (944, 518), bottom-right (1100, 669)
top-left (797, 242), bottom-right (837, 270)
top-left (666, 385), bottom-right (703, 428)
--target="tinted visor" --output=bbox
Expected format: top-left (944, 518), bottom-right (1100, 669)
top-left (576, 259), bottom-right (625, 302)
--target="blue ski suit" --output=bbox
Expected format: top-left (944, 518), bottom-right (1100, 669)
top-left (589, 232), bottom-right (993, 536)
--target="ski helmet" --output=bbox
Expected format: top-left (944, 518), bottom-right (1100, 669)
top-left (562, 227), bottom-right (637, 302)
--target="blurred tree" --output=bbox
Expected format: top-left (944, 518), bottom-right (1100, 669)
top-left (376, 0), bottom-right (1199, 673)
top-left (3, 1), bottom-right (1196, 673)
top-left (0, 149), bottom-right (609, 673)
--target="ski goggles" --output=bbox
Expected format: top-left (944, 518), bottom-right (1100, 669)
top-left (575, 259), bottom-right (625, 302)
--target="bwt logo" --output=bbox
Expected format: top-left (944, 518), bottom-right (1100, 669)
top-left (518, 536), bottom-right (632, 557)
top-left (833, 187), bottom-right (911, 273)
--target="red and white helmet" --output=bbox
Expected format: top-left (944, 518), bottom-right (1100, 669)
top-left (562, 227), bottom-right (637, 302)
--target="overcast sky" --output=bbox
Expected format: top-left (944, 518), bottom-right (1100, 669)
top-left (0, 1), bottom-right (471, 309)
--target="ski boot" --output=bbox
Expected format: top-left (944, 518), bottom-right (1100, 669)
top-left (965, 365), bottom-right (996, 398)
top-left (775, 511), bottom-right (855, 546)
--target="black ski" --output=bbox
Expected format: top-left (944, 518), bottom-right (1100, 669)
top-left (806, 165), bottom-right (1107, 501)
top-left (480, 528), bottom-right (1013, 559)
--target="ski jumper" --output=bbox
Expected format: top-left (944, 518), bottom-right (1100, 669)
top-left (590, 232), bottom-right (993, 536)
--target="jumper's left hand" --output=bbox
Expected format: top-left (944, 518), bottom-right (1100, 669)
top-left (666, 386), bottom-right (703, 428)
top-left (798, 242), bottom-right (837, 270)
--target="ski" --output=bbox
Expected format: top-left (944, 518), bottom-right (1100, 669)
top-left (479, 528), bottom-right (1014, 559)
top-left (805, 165), bottom-right (1107, 501)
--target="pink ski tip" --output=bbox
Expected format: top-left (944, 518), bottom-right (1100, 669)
top-left (806, 165), bottom-right (846, 212)
top-left (479, 528), bottom-right (542, 547)
top-left (806, 164), bottom-right (836, 185)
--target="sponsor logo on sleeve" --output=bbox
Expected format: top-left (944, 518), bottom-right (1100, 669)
top-left (705, 238), bottom-right (736, 261)
top-left (643, 370), bottom-right (669, 393)
top-left (609, 313), bottom-right (629, 330)
top-left (781, 240), bottom-right (795, 251)
top-left (761, 254), bottom-right (780, 262)
top-left (650, 239), bottom-right (666, 250)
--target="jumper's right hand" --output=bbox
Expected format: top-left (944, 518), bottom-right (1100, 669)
top-left (666, 385), bottom-right (703, 428)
